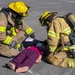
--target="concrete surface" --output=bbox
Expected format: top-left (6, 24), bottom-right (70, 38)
top-left (0, 0), bottom-right (75, 75)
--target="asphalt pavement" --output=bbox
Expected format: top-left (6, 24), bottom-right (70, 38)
top-left (0, 0), bottom-right (75, 75)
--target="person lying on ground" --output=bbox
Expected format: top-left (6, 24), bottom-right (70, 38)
top-left (7, 42), bottom-right (45, 73)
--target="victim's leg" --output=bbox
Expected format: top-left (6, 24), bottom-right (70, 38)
top-left (16, 50), bottom-right (38, 73)
top-left (10, 49), bottom-right (28, 69)
top-left (7, 62), bottom-right (16, 70)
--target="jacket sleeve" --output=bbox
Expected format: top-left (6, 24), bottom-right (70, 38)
top-left (47, 19), bottom-right (61, 53)
top-left (22, 21), bottom-right (35, 38)
top-left (47, 18), bottom-right (71, 53)
top-left (0, 12), bottom-right (8, 41)
top-left (0, 12), bottom-right (17, 45)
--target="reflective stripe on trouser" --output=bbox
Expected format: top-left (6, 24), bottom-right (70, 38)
top-left (68, 58), bottom-right (74, 68)
top-left (57, 45), bottom-right (75, 51)
top-left (49, 46), bottom-right (56, 53)
top-left (49, 44), bottom-right (75, 53)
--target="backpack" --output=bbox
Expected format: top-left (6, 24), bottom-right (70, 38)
top-left (0, 7), bottom-right (9, 18)
top-left (65, 13), bottom-right (75, 58)
top-left (66, 13), bottom-right (75, 30)
top-left (63, 13), bottom-right (75, 44)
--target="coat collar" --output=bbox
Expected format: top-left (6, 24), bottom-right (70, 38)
top-left (8, 12), bottom-right (15, 26)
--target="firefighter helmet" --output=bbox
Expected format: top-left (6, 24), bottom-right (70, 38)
top-left (39, 11), bottom-right (57, 26)
top-left (8, 1), bottom-right (30, 17)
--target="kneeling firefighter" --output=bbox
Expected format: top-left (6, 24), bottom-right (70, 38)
top-left (39, 11), bottom-right (75, 68)
top-left (0, 1), bottom-right (35, 57)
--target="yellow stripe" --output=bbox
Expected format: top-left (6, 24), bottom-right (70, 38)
top-left (11, 27), bottom-right (16, 36)
top-left (68, 58), bottom-right (72, 67)
top-left (45, 14), bottom-right (51, 19)
top-left (49, 46), bottom-right (56, 52)
top-left (61, 18), bottom-right (65, 22)
top-left (62, 27), bottom-right (71, 35)
top-left (41, 14), bottom-right (51, 25)
top-left (21, 19), bottom-right (24, 22)
top-left (42, 21), bottom-right (44, 25)
top-left (0, 26), bottom-right (6, 32)
top-left (26, 28), bottom-right (33, 35)
top-left (12, 31), bottom-right (16, 36)
top-left (69, 45), bottom-right (75, 50)
top-left (4, 36), bottom-right (12, 44)
top-left (72, 60), bottom-right (74, 68)
top-left (48, 30), bottom-right (60, 39)
top-left (57, 46), bottom-right (69, 51)
top-left (17, 44), bottom-right (21, 48)
top-left (41, 12), bottom-right (51, 19)
top-left (68, 58), bottom-right (74, 68)
top-left (57, 45), bottom-right (75, 51)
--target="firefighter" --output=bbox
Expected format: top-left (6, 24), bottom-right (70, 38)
top-left (0, 1), bottom-right (35, 57)
top-left (39, 11), bottom-right (75, 68)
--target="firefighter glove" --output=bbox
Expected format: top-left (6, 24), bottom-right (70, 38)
top-left (30, 33), bottom-right (35, 39)
top-left (10, 40), bottom-right (21, 49)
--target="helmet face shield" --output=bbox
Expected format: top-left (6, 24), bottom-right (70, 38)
top-left (11, 10), bottom-right (23, 25)
top-left (12, 11), bottom-right (22, 19)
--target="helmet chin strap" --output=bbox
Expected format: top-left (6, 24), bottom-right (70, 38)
top-left (10, 11), bottom-right (23, 30)
top-left (15, 18), bottom-right (22, 25)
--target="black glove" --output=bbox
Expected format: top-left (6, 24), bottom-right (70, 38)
top-left (70, 50), bottom-right (75, 58)
top-left (24, 33), bottom-right (29, 39)
top-left (30, 33), bottom-right (35, 39)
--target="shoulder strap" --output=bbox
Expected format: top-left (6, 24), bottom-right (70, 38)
top-left (0, 7), bottom-right (9, 19)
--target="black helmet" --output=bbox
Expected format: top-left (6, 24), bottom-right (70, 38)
top-left (39, 11), bottom-right (57, 26)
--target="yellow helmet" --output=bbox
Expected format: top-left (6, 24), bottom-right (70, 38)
top-left (8, 1), bottom-right (30, 17)
top-left (39, 11), bottom-right (57, 26)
